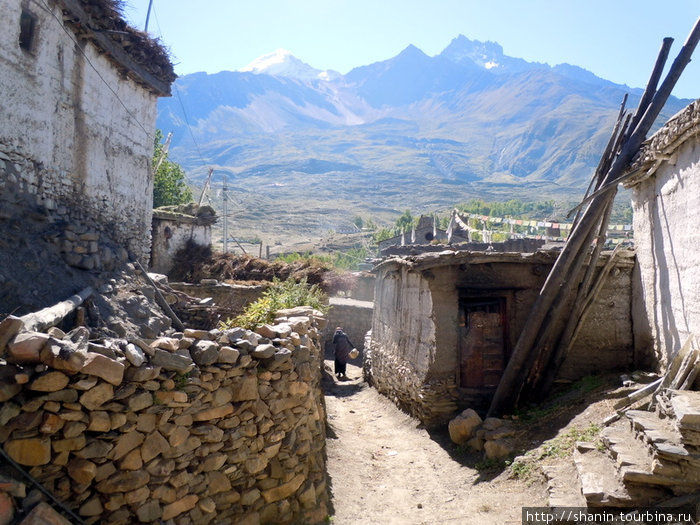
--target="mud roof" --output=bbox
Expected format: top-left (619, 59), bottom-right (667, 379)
top-left (624, 99), bottom-right (700, 187)
top-left (58, 0), bottom-right (176, 95)
top-left (373, 248), bottom-right (635, 272)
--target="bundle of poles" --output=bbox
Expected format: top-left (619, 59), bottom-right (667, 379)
top-left (488, 17), bottom-right (700, 417)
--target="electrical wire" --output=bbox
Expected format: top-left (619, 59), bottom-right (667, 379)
top-left (149, 4), bottom-right (208, 187)
top-left (37, 0), bottom-right (153, 140)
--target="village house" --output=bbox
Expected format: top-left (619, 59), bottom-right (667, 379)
top-left (367, 248), bottom-right (635, 425)
top-left (0, 0), bottom-right (175, 278)
top-left (624, 99), bottom-right (700, 371)
top-left (150, 203), bottom-right (217, 276)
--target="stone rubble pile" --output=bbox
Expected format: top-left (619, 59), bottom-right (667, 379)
top-left (448, 408), bottom-right (517, 460)
top-left (0, 306), bottom-right (329, 524)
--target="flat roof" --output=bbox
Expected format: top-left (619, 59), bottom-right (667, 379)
top-left (374, 248), bottom-right (635, 272)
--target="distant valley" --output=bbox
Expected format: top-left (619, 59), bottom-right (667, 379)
top-left (156, 36), bottom-right (690, 249)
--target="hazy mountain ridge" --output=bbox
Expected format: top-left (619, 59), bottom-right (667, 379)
top-left (157, 35), bottom-right (690, 240)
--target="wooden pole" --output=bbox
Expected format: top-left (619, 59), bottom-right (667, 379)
top-left (19, 287), bottom-right (93, 332)
top-left (134, 260), bottom-right (185, 332)
top-left (537, 242), bottom-right (622, 398)
top-left (488, 19), bottom-right (700, 416)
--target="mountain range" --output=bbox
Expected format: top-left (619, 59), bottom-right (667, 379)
top-left (156, 36), bottom-right (691, 244)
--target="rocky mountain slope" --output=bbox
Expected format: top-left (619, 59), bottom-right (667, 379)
top-left (156, 36), bottom-right (690, 242)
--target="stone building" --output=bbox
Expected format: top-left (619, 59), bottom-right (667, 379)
top-left (0, 0), bottom-right (175, 268)
top-left (367, 249), bottom-right (635, 426)
top-left (378, 215), bottom-right (466, 254)
top-left (624, 99), bottom-right (700, 371)
top-left (151, 204), bottom-right (217, 275)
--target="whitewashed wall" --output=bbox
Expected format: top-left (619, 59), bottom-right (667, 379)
top-left (150, 218), bottom-right (212, 275)
top-left (631, 138), bottom-right (700, 369)
top-left (0, 0), bottom-right (159, 262)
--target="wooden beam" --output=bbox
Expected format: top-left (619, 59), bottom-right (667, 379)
top-left (488, 19), bottom-right (700, 416)
top-left (19, 287), bottom-right (93, 332)
top-left (134, 260), bottom-right (185, 332)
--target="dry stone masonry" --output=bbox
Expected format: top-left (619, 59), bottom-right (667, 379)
top-left (0, 307), bottom-right (329, 524)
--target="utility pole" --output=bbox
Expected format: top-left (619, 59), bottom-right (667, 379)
top-left (197, 168), bottom-right (214, 208)
top-left (153, 132), bottom-right (172, 174)
top-left (144, 0), bottom-right (154, 32)
top-left (222, 175), bottom-right (228, 254)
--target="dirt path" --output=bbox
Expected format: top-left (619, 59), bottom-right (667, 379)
top-left (323, 362), bottom-right (548, 525)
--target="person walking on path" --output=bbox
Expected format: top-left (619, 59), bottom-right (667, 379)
top-left (332, 327), bottom-right (355, 379)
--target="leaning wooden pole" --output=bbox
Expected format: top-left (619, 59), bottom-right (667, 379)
top-left (488, 17), bottom-right (700, 416)
top-left (19, 287), bottom-right (93, 332)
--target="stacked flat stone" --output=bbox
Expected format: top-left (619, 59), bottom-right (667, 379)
top-left (368, 345), bottom-right (459, 427)
top-left (0, 306), bottom-right (329, 525)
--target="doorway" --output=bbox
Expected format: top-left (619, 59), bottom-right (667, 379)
top-left (458, 297), bottom-right (508, 390)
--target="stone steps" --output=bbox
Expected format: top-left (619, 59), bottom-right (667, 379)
top-left (542, 462), bottom-right (586, 508)
top-left (548, 388), bottom-right (700, 508)
top-left (601, 419), bottom-right (653, 470)
top-left (625, 408), bottom-right (700, 485)
top-left (572, 443), bottom-right (637, 507)
top-left (669, 390), bottom-right (700, 447)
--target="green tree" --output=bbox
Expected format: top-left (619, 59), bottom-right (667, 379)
top-left (395, 210), bottom-right (415, 234)
top-left (152, 129), bottom-right (192, 208)
top-left (372, 228), bottom-right (394, 244)
top-left (352, 216), bottom-right (364, 230)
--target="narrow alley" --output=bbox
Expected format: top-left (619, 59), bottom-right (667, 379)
top-left (322, 361), bottom-right (547, 525)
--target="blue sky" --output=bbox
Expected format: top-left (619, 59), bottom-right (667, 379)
top-left (124, 1), bottom-right (700, 99)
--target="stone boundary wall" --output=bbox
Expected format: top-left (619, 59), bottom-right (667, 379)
top-left (323, 298), bottom-right (373, 353)
top-left (168, 281), bottom-right (266, 322)
top-left (0, 307), bottom-right (329, 524)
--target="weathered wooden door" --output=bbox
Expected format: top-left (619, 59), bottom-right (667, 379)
top-left (459, 299), bottom-right (506, 389)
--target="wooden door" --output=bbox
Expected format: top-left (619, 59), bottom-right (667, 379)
top-left (459, 300), bottom-right (506, 389)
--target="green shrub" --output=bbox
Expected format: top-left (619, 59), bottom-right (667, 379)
top-left (222, 278), bottom-right (329, 330)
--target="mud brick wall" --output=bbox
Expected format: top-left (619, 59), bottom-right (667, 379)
top-left (324, 297), bottom-right (373, 352)
top-left (0, 0), bottom-right (165, 268)
top-left (0, 306), bottom-right (329, 524)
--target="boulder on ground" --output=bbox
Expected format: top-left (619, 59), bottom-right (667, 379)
top-left (448, 408), bottom-right (482, 445)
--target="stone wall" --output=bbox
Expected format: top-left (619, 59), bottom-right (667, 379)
top-left (169, 281), bottom-right (266, 321)
top-left (368, 251), bottom-right (635, 426)
top-left (323, 297), bottom-right (373, 353)
top-left (349, 272), bottom-right (375, 302)
top-left (0, 307), bottom-right (329, 524)
top-left (0, 1), bottom-right (163, 265)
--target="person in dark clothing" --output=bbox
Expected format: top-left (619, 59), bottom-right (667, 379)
top-left (332, 327), bottom-right (355, 379)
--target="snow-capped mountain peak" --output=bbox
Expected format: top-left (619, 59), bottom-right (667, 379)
top-left (239, 49), bottom-right (339, 81)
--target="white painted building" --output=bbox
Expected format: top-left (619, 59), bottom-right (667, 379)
top-left (625, 99), bottom-right (700, 370)
top-left (0, 0), bottom-right (174, 268)
top-left (150, 205), bottom-right (217, 276)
